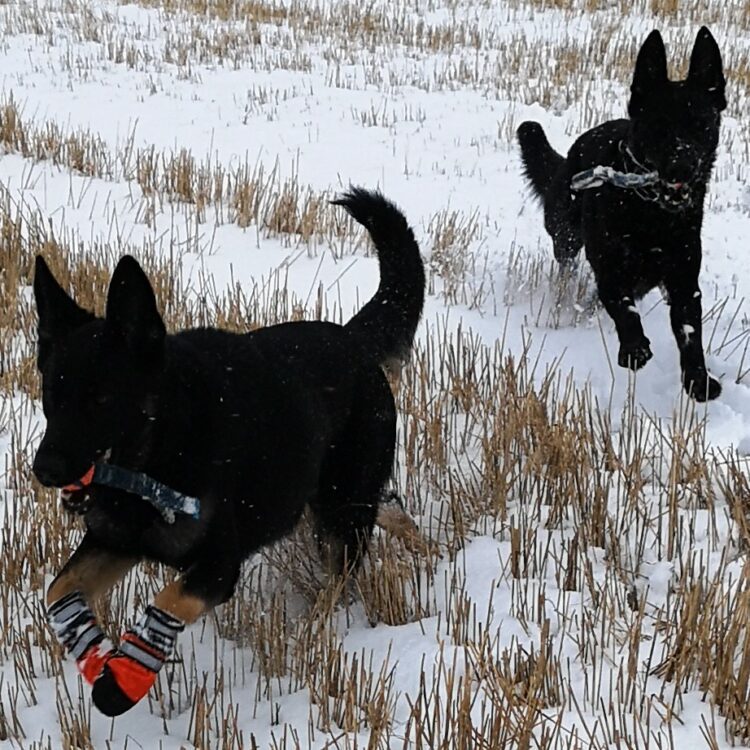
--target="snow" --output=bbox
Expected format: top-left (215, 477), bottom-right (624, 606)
top-left (0, 0), bottom-right (749, 747)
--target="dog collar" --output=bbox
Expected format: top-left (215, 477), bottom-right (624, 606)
top-left (63, 464), bottom-right (200, 524)
top-left (570, 141), bottom-right (691, 213)
top-left (570, 163), bottom-right (660, 192)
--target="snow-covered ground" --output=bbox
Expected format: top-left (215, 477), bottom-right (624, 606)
top-left (0, 0), bottom-right (749, 747)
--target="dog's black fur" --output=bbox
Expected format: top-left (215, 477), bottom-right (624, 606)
top-left (517, 27), bottom-right (726, 401)
top-left (32, 187), bottom-right (425, 607)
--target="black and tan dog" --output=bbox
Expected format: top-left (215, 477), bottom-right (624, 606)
top-left (518, 27), bottom-right (725, 401)
top-left (32, 188), bottom-right (425, 716)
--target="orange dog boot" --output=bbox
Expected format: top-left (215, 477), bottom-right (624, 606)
top-left (91, 606), bottom-right (184, 716)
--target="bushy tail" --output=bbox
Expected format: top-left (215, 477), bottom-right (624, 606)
top-left (517, 121), bottom-right (564, 199)
top-left (332, 187), bottom-right (425, 367)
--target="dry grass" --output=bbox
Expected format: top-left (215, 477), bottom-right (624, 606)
top-left (1, 0), bottom-right (746, 147)
top-left (0, 0), bottom-right (748, 747)
top-left (1, 188), bottom-right (750, 746)
top-left (0, 95), bottom-right (495, 300)
top-left (0, 97), bottom-right (352, 251)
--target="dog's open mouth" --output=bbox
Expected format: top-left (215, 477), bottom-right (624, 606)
top-left (660, 156), bottom-right (702, 211)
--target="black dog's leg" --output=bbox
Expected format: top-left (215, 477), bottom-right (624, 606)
top-left (313, 442), bottom-right (383, 575)
top-left (91, 553), bottom-right (241, 717)
top-left (544, 174), bottom-right (583, 266)
top-left (597, 274), bottom-right (652, 370)
top-left (311, 374), bottom-right (395, 576)
top-left (664, 277), bottom-right (721, 401)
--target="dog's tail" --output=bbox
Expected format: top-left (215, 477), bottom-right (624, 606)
top-left (517, 121), bottom-right (564, 199)
top-left (332, 187), bottom-right (425, 369)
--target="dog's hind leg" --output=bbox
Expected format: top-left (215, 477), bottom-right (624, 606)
top-left (311, 376), bottom-right (396, 576)
top-left (544, 172), bottom-right (583, 266)
top-left (375, 490), bottom-right (438, 557)
top-left (551, 223), bottom-right (583, 267)
top-left (313, 464), bottom-right (386, 576)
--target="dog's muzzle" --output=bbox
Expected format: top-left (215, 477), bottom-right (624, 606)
top-left (657, 180), bottom-right (693, 212)
top-left (60, 464), bottom-right (97, 515)
top-left (60, 487), bottom-right (94, 515)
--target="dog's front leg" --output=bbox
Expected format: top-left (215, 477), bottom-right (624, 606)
top-left (597, 274), bottom-right (652, 371)
top-left (665, 277), bottom-right (721, 401)
top-left (90, 561), bottom-right (240, 716)
top-left (46, 533), bottom-right (138, 686)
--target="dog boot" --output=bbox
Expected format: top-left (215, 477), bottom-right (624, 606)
top-left (91, 605), bottom-right (184, 716)
top-left (47, 591), bottom-right (115, 685)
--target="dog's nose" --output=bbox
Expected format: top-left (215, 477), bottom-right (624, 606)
top-left (32, 451), bottom-right (71, 487)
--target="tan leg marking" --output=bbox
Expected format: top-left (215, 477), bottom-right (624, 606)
top-left (154, 580), bottom-right (208, 624)
top-left (47, 549), bottom-right (138, 607)
top-left (382, 357), bottom-right (403, 390)
top-left (376, 504), bottom-right (438, 556)
top-left (318, 533), bottom-right (346, 578)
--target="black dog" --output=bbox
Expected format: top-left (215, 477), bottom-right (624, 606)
top-left (518, 27), bottom-right (725, 401)
top-left (32, 187), bottom-right (425, 716)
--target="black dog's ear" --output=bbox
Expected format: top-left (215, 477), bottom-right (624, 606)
top-left (105, 255), bottom-right (166, 359)
top-left (687, 26), bottom-right (726, 111)
top-left (33, 255), bottom-right (95, 369)
top-left (629, 30), bottom-right (668, 117)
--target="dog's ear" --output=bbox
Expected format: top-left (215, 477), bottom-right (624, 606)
top-left (687, 26), bottom-right (726, 111)
top-left (106, 255), bottom-right (166, 359)
top-left (33, 255), bottom-right (95, 369)
top-left (629, 30), bottom-right (668, 116)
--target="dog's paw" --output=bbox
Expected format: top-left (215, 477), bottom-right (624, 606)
top-left (617, 339), bottom-right (653, 371)
top-left (683, 370), bottom-right (722, 402)
top-left (91, 662), bottom-right (139, 716)
top-left (91, 652), bottom-right (158, 716)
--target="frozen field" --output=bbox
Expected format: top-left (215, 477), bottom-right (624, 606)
top-left (0, 0), bottom-right (749, 747)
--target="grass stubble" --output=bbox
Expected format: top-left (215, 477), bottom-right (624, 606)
top-left (0, 0), bottom-right (748, 747)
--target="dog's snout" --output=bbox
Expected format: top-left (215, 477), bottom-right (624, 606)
top-left (33, 450), bottom-right (71, 488)
top-left (663, 145), bottom-right (700, 184)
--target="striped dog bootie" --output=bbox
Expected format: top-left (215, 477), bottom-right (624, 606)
top-left (91, 605), bottom-right (185, 717)
top-left (47, 591), bottom-right (114, 685)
